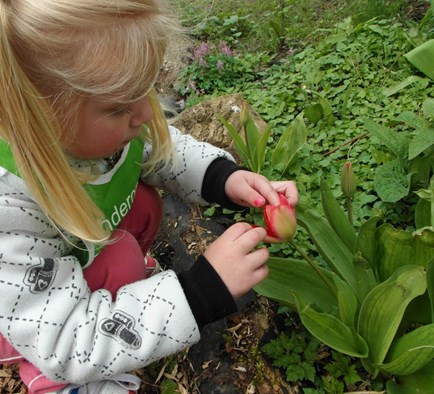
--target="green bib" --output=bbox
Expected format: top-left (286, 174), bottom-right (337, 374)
top-left (0, 138), bottom-right (144, 266)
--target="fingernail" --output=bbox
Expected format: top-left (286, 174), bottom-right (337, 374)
top-left (254, 197), bottom-right (265, 207)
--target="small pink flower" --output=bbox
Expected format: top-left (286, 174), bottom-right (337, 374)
top-left (262, 193), bottom-right (297, 243)
top-left (218, 42), bottom-right (233, 57)
top-left (216, 60), bottom-right (224, 69)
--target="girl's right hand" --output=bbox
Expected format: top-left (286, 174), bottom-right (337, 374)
top-left (203, 223), bottom-right (269, 300)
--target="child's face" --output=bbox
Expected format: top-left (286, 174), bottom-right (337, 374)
top-left (64, 96), bottom-right (153, 159)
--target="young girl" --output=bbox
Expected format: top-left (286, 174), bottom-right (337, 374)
top-left (0, 1), bottom-right (298, 393)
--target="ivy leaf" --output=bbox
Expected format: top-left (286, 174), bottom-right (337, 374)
top-left (374, 159), bottom-right (411, 202)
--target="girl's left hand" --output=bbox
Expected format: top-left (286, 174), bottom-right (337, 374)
top-left (225, 170), bottom-right (299, 208)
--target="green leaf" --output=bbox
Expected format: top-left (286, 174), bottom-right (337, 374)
top-left (244, 112), bottom-right (261, 164)
top-left (296, 203), bottom-right (357, 295)
top-left (396, 111), bottom-right (431, 130)
top-left (376, 225), bottom-right (434, 281)
top-left (382, 75), bottom-right (426, 97)
top-left (320, 179), bottom-right (356, 252)
top-left (304, 103), bottom-right (323, 124)
top-left (254, 257), bottom-right (336, 313)
top-left (405, 39), bottom-right (434, 80)
top-left (254, 124), bottom-right (273, 173)
top-left (218, 116), bottom-right (250, 165)
top-left (387, 361), bottom-right (434, 394)
top-left (363, 118), bottom-right (409, 158)
top-left (426, 259), bottom-right (434, 322)
top-left (409, 128), bottom-right (434, 160)
top-left (422, 98), bottom-right (434, 118)
top-left (354, 216), bottom-right (382, 271)
top-left (357, 265), bottom-right (427, 366)
top-left (415, 198), bottom-right (432, 229)
top-left (378, 323), bottom-right (434, 375)
top-left (374, 159), bottom-right (411, 203)
top-left (271, 113), bottom-right (308, 174)
top-left (333, 275), bottom-right (358, 329)
top-left (294, 295), bottom-right (368, 358)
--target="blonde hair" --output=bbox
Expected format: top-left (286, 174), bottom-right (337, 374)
top-left (0, 0), bottom-right (178, 243)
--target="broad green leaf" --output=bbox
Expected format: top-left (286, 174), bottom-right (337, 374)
top-left (333, 275), bottom-right (358, 329)
top-left (304, 103), bottom-right (323, 124)
top-left (374, 159), bottom-right (411, 203)
top-left (271, 114), bottom-right (307, 174)
top-left (357, 265), bottom-right (427, 366)
top-left (296, 203), bottom-right (357, 294)
top-left (244, 112), bottom-right (261, 162)
top-left (426, 259), bottom-right (434, 322)
top-left (405, 39), bottom-right (434, 80)
top-left (376, 224), bottom-right (434, 281)
top-left (354, 216), bottom-right (382, 270)
top-left (409, 128), bottom-right (434, 160)
top-left (363, 118), bottom-right (409, 158)
top-left (320, 179), bottom-right (356, 252)
top-left (379, 323), bottom-right (434, 375)
top-left (294, 295), bottom-right (368, 358)
top-left (387, 361), bottom-right (434, 394)
top-left (254, 257), bottom-right (336, 313)
top-left (353, 255), bottom-right (378, 302)
top-left (218, 116), bottom-right (250, 165)
top-left (415, 198), bottom-right (432, 229)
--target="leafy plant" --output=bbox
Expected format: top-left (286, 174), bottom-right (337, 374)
top-left (255, 170), bottom-right (434, 390)
top-left (219, 101), bottom-right (307, 174)
top-left (262, 331), bottom-right (319, 383)
top-left (363, 98), bottom-right (434, 214)
top-left (321, 351), bottom-right (363, 393)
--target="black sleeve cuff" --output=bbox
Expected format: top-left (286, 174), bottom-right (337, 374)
top-left (201, 158), bottom-right (248, 211)
top-left (178, 255), bottom-right (238, 330)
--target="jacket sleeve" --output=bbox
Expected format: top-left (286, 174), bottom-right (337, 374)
top-left (142, 126), bottom-right (236, 204)
top-left (0, 172), bottom-right (200, 384)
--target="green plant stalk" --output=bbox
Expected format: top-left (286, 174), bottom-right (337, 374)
top-left (289, 240), bottom-right (337, 299)
top-left (431, 177), bottom-right (434, 228)
top-left (346, 196), bottom-right (354, 227)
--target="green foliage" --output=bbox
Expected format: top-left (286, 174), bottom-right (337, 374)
top-left (322, 352), bottom-right (363, 393)
top-left (175, 41), bottom-right (269, 99)
top-left (262, 331), bottom-right (319, 383)
top-left (363, 100), bottom-right (434, 213)
top-left (160, 380), bottom-right (179, 394)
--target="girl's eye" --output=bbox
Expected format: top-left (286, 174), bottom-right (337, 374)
top-left (112, 106), bottom-right (132, 116)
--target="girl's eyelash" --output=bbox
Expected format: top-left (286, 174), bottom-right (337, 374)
top-left (112, 106), bottom-right (132, 116)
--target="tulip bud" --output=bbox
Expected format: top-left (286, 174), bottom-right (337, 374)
top-left (262, 193), bottom-right (297, 243)
top-left (240, 100), bottom-right (250, 128)
top-left (341, 161), bottom-right (357, 198)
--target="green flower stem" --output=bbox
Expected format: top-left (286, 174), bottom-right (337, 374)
top-left (346, 196), bottom-right (354, 227)
top-left (289, 240), bottom-right (337, 299)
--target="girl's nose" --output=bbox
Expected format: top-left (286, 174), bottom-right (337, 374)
top-left (129, 97), bottom-right (153, 128)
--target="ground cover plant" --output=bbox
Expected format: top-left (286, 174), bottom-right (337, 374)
top-left (171, 0), bottom-right (434, 392)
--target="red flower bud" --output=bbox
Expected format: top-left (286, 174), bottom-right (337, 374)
top-left (262, 193), bottom-right (297, 243)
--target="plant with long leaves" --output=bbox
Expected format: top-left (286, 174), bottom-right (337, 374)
top-left (255, 168), bottom-right (434, 392)
top-left (219, 100), bottom-right (307, 174)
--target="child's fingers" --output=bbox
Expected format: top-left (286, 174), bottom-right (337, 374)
top-left (222, 222), bottom-right (254, 241)
top-left (270, 180), bottom-right (299, 206)
top-left (236, 226), bottom-right (267, 252)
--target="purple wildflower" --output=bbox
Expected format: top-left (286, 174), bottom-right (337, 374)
top-left (218, 42), bottom-right (233, 57)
